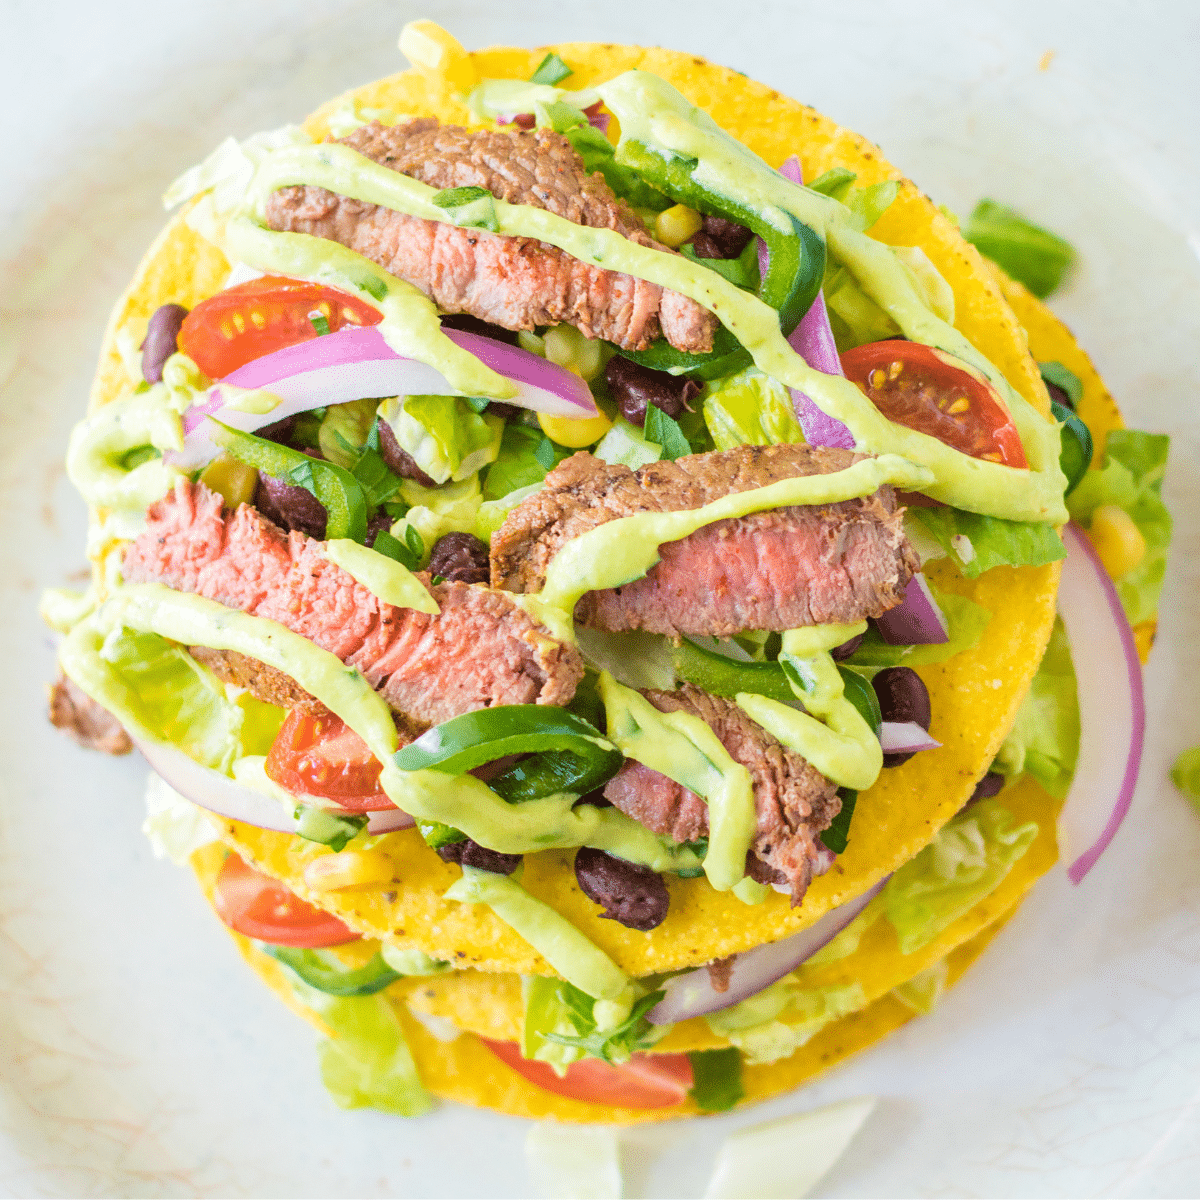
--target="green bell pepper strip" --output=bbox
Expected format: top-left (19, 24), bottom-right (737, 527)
top-left (612, 140), bottom-right (826, 379)
top-left (261, 946), bottom-right (401, 997)
top-left (489, 747), bottom-right (625, 803)
top-left (392, 705), bottom-right (618, 786)
top-left (210, 420), bottom-right (369, 543)
top-left (294, 805), bottom-right (368, 853)
top-left (1050, 399), bottom-right (1093, 495)
top-left (673, 638), bottom-right (883, 736)
top-left (820, 788), bottom-right (858, 855)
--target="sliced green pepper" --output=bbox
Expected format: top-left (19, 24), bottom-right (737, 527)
top-left (393, 706), bottom-right (621, 803)
top-left (1050, 399), bottom-right (1093, 495)
top-left (835, 667), bottom-right (882, 738)
top-left (261, 945), bottom-right (400, 996)
top-left (821, 788), bottom-right (858, 854)
top-left (612, 141), bottom-right (826, 379)
top-left (210, 420), bottom-right (369, 543)
top-left (688, 1047), bottom-right (744, 1113)
top-left (673, 637), bottom-right (795, 703)
top-left (294, 805), bottom-right (368, 853)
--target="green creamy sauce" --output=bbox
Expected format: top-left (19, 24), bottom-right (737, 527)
top-left (598, 671), bottom-right (756, 893)
top-left (323, 539), bottom-right (440, 615)
top-left (540, 455), bottom-right (933, 612)
top-left (444, 866), bottom-right (629, 999)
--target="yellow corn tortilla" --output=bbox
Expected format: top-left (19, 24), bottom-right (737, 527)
top-left (78, 41), bottom-right (1068, 975)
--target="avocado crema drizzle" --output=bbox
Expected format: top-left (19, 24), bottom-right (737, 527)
top-left (64, 69), bottom-right (1067, 995)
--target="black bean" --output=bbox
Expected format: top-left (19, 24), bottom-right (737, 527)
top-left (436, 838), bottom-right (522, 875)
top-left (142, 304), bottom-right (189, 384)
top-left (604, 355), bottom-right (701, 428)
top-left (256, 414), bottom-right (298, 446)
top-left (1044, 380), bottom-right (1074, 411)
top-left (364, 510), bottom-right (393, 549)
top-left (574, 846), bottom-right (669, 931)
top-left (376, 419), bottom-right (437, 487)
top-left (872, 666), bottom-right (931, 768)
top-left (428, 531), bottom-right (490, 584)
top-left (689, 215), bottom-right (754, 260)
top-left (255, 464), bottom-right (327, 539)
top-left (969, 770), bottom-right (1006, 805)
top-left (830, 631), bottom-right (865, 661)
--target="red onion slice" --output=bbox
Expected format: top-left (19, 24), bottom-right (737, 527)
top-left (176, 326), bottom-right (596, 467)
top-left (133, 735), bottom-right (414, 835)
top-left (873, 573), bottom-right (949, 645)
top-left (1056, 522), bottom-right (1145, 883)
top-left (647, 878), bottom-right (886, 1025)
top-left (879, 721), bottom-right (941, 755)
top-left (758, 155), bottom-right (857, 450)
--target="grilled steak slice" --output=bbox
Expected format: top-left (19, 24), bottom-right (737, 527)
top-left (490, 445), bottom-right (919, 637)
top-left (602, 683), bottom-right (839, 904)
top-left (47, 671), bottom-right (133, 755)
top-left (265, 119), bottom-right (718, 354)
top-left (122, 480), bottom-right (583, 730)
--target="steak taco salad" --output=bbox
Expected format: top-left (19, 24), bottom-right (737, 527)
top-left (41, 19), bottom-right (1171, 1134)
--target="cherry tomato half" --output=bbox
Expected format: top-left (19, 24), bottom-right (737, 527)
top-left (178, 276), bottom-right (382, 379)
top-left (841, 340), bottom-right (1028, 469)
top-left (264, 709), bottom-right (390, 812)
top-left (213, 852), bottom-right (359, 947)
top-left (481, 1039), bottom-right (694, 1109)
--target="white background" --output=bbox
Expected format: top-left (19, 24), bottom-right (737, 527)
top-left (3, 1), bottom-right (1199, 1195)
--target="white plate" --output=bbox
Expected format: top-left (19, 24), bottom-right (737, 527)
top-left (3, 2), bottom-right (1199, 1195)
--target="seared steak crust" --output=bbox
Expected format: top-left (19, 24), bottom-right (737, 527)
top-left (122, 481), bottom-right (583, 729)
top-left (602, 683), bottom-right (840, 904)
top-left (264, 119), bottom-right (718, 354)
top-left (48, 672), bottom-right (133, 755)
top-left (490, 445), bottom-right (919, 637)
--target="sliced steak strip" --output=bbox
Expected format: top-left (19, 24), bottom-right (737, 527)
top-left (122, 480), bottom-right (583, 730)
top-left (602, 683), bottom-right (840, 905)
top-left (490, 444), bottom-right (919, 637)
top-left (47, 672), bottom-right (133, 755)
top-left (265, 119), bottom-right (718, 354)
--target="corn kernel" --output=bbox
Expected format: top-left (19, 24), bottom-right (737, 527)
top-left (1086, 504), bottom-right (1146, 579)
top-left (398, 21), bottom-right (476, 89)
top-left (303, 848), bottom-right (394, 893)
top-left (198, 454), bottom-right (258, 509)
top-left (654, 204), bottom-right (703, 249)
top-left (542, 324), bottom-right (604, 381)
top-left (539, 409), bottom-right (614, 449)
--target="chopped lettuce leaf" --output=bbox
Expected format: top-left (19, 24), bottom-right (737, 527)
top-left (824, 265), bottom-right (901, 350)
top-left (911, 506), bottom-right (1066, 578)
top-left (644, 406), bottom-right (692, 460)
top-left (702, 367), bottom-right (804, 450)
top-left (390, 475), bottom-right (481, 564)
top-left (964, 199), bottom-right (1075, 299)
top-left (142, 772), bottom-right (218, 865)
top-left (994, 617), bottom-right (1079, 798)
top-left (1066, 429), bottom-right (1171, 626)
top-left (848, 577), bottom-right (991, 668)
top-left (688, 1048), bottom-right (744, 1113)
top-left (291, 981), bottom-right (433, 1116)
top-left (704, 1097), bottom-right (876, 1200)
top-left (807, 169), bottom-right (898, 231)
top-left (380, 395), bottom-right (503, 485)
top-left (525, 1123), bottom-right (621, 1200)
top-left (529, 52), bottom-right (573, 86)
top-left (593, 416), bottom-right (663, 470)
top-left (318, 398), bottom-right (379, 468)
top-left (704, 980), bottom-right (866, 1065)
top-left (485, 423), bottom-right (572, 499)
top-left (1170, 747), bottom-right (1200, 813)
top-left (576, 627), bottom-right (677, 691)
top-left (884, 799), bottom-right (1037, 954)
top-left (476, 482), bottom-right (544, 540)
top-left (891, 959), bottom-right (948, 1014)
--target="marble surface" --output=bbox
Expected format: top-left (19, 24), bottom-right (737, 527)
top-left (2, 1), bottom-right (1199, 1195)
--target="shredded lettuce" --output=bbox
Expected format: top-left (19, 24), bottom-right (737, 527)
top-left (994, 617), bottom-right (1079, 798)
top-left (824, 265), bottom-right (901, 350)
top-left (704, 1096), bottom-right (876, 1199)
top-left (1066, 429), bottom-right (1171, 626)
top-left (485, 423), bottom-right (572, 499)
top-left (964, 199), bottom-right (1075, 299)
top-left (318, 399), bottom-right (380, 468)
top-left (644, 406), bottom-right (692, 460)
top-left (476, 482), bottom-right (543, 541)
top-left (848, 577), bottom-right (992, 668)
top-left (891, 959), bottom-right (948, 1014)
top-left (704, 980), bottom-right (866, 1065)
top-left (525, 1123), bottom-right (622, 1200)
top-left (291, 980), bottom-right (433, 1116)
top-left (910, 506), bottom-right (1066, 578)
top-left (379, 395), bottom-right (503, 485)
top-left (688, 1048), bottom-right (744, 1113)
top-left (594, 416), bottom-right (663, 470)
top-left (702, 367), bottom-right (804, 450)
top-left (807, 168), bottom-right (898, 232)
top-left (883, 799), bottom-right (1037, 954)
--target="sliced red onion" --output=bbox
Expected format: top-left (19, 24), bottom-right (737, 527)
top-left (132, 735), bottom-right (413, 835)
top-left (647, 878), bottom-right (886, 1025)
top-left (176, 326), bottom-right (596, 467)
top-left (1056, 522), bottom-right (1145, 883)
top-left (878, 721), bottom-right (941, 755)
top-left (873, 573), bottom-right (949, 645)
top-left (759, 155), bottom-right (856, 450)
